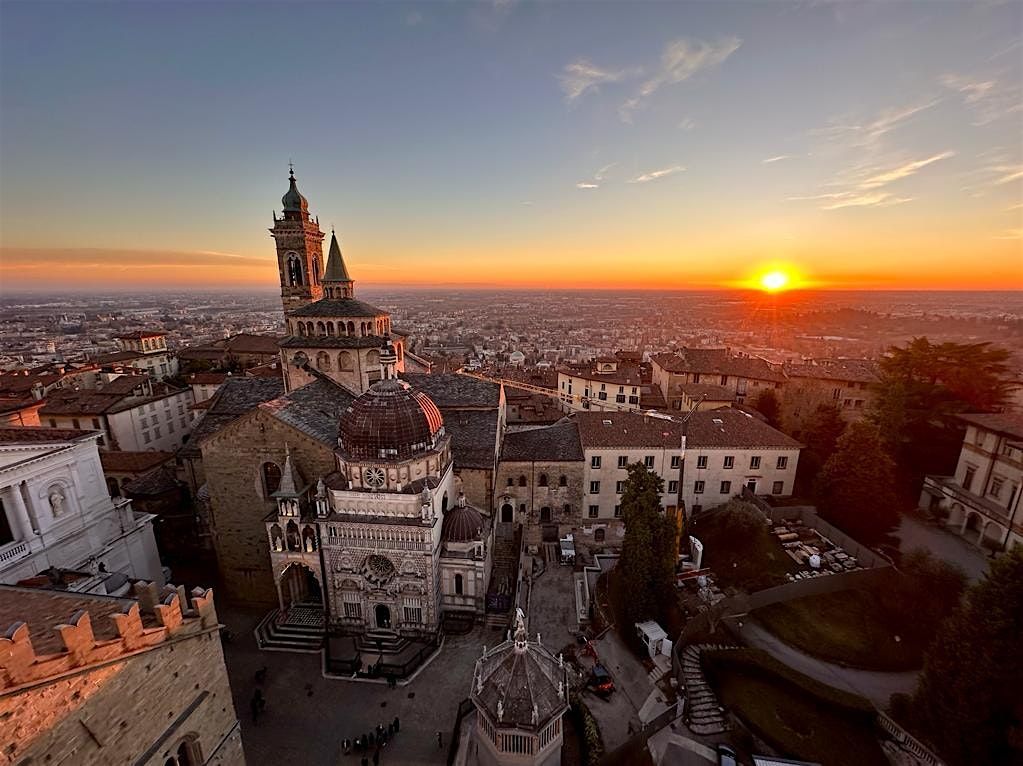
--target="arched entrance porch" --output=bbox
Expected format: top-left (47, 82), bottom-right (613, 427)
top-left (375, 603), bottom-right (392, 629)
top-left (277, 562), bottom-right (323, 611)
top-left (501, 503), bottom-right (513, 523)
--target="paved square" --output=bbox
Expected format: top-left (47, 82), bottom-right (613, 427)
top-left (220, 607), bottom-right (505, 765)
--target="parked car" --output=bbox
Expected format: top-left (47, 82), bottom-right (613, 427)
top-left (586, 664), bottom-right (614, 698)
top-left (716, 743), bottom-right (738, 766)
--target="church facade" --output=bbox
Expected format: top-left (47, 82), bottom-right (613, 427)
top-left (198, 172), bottom-right (498, 646)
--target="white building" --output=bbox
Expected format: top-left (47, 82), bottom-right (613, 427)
top-left (574, 412), bottom-right (685, 542)
top-left (41, 376), bottom-right (196, 452)
top-left (95, 332), bottom-right (179, 381)
top-left (919, 413), bottom-right (1023, 553)
top-left (0, 427), bottom-right (164, 593)
top-left (680, 408), bottom-right (803, 515)
top-left (557, 356), bottom-right (659, 414)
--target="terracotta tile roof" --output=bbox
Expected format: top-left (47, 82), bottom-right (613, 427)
top-left (261, 377), bottom-right (357, 447)
top-left (115, 331), bottom-right (166, 340)
top-left (0, 396), bottom-right (44, 415)
top-left (651, 348), bottom-right (785, 382)
top-left (501, 420), bottom-right (583, 462)
top-left (784, 358), bottom-right (879, 384)
top-left (574, 411), bottom-right (683, 449)
top-left (279, 335), bottom-right (386, 349)
top-left (100, 450), bottom-right (175, 474)
top-left (957, 412), bottom-right (1023, 441)
top-left (187, 372), bottom-right (230, 385)
top-left (0, 427), bottom-right (96, 444)
top-left (684, 407), bottom-right (804, 449)
top-left (444, 409), bottom-right (501, 469)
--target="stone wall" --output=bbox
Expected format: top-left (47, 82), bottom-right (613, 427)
top-left (0, 586), bottom-right (245, 766)
top-left (456, 467), bottom-right (494, 516)
top-left (201, 409), bottom-right (335, 603)
top-left (494, 460), bottom-right (585, 547)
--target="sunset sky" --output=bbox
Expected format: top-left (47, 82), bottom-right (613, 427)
top-left (0, 1), bottom-right (1020, 291)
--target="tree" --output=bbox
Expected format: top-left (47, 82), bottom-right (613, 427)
top-left (879, 549), bottom-right (966, 641)
top-left (794, 403), bottom-right (847, 495)
top-left (871, 338), bottom-right (1013, 486)
top-left (814, 421), bottom-right (899, 545)
top-left (752, 388), bottom-right (781, 428)
top-left (911, 548), bottom-right (1023, 766)
top-left (619, 463), bottom-right (677, 627)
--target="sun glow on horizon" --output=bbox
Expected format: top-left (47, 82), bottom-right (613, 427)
top-left (760, 270), bottom-right (791, 292)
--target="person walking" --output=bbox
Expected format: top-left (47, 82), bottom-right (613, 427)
top-left (372, 748), bottom-right (380, 766)
top-left (436, 731), bottom-right (443, 749)
top-left (392, 716), bottom-right (400, 734)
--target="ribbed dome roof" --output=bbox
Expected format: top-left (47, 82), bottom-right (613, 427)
top-left (442, 503), bottom-right (485, 542)
top-left (339, 379), bottom-right (444, 461)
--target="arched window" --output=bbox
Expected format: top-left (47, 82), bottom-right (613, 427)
top-left (559, 475), bottom-right (568, 487)
top-left (270, 523), bottom-right (283, 552)
top-left (538, 474), bottom-right (548, 487)
top-left (298, 322), bottom-right (306, 337)
top-left (306, 322), bottom-right (315, 336)
top-left (347, 321), bottom-right (355, 335)
top-left (506, 477), bottom-right (514, 487)
top-left (338, 351), bottom-right (354, 371)
top-left (286, 521), bottom-right (301, 551)
top-left (540, 507), bottom-right (552, 522)
top-left (564, 504), bottom-right (571, 515)
top-left (441, 493), bottom-right (449, 513)
top-left (326, 322), bottom-right (335, 336)
top-left (312, 256), bottom-right (321, 285)
top-left (518, 475), bottom-right (527, 487)
top-left (366, 349), bottom-right (380, 367)
top-left (595, 528), bottom-right (606, 543)
top-left (454, 573), bottom-right (463, 595)
top-left (262, 462), bottom-right (282, 497)
top-left (286, 254), bottom-right (304, 286)
top-left (360, 322), bottom-right (367, 337)
top-left (106, 477), bottom-right (120, 497)
top-left (316, 321), bottom-right (326, 336)
top-left (316, 351), bottom-right (331, 371)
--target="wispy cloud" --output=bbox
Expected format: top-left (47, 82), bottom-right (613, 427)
top-left (812, 99), bottom-right (940, 149)
top-left (678, 117), bottom-right (697, 131)
top-left (619, 37), bottom-right (741, 120)
top-left (791, 152), bottom-right (954, 210)
top-left (404, 10), bottom-right (424, 26)
top-left (763, 155), bottom-right (792, 164)
top-left (558, 60), bottom-right (638, 102)
top-left (628, 165), bottom-right (685, 184)
top-left (992, 229), bottom-right (1022, 240)
top-left (941, 72), bottom-right (1023, 126)
top-left (575, 163), bottom-right (616, 190)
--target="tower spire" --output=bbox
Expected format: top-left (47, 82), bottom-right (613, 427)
top-left (322, 228), bottom-right (354, 298)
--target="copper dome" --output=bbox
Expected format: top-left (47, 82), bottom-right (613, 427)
top-left (338, 378), bottom-right (444, 461)
top-left (442, 503), bottom-right (485, 542)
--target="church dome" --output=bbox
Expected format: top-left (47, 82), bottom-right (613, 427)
top-left (338, 378), bottom-right (444, 461)
top-left (442, 502), bottom-right (485, 542)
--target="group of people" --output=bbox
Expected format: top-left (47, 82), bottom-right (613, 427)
top-left (340, 718), bottom-right (400, 765)
top-left (250, 666), bottom-right (269, 723)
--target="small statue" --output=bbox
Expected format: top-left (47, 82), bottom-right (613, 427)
top-left (48, 488), bottom-right (66, 517)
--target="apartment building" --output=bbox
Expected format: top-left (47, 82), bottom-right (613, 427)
top-left (650, 348), bottom-right (785, 409)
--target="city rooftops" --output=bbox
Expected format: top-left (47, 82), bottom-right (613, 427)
top-left (0, 426), bottom-right (97, 445)
top-left (574, 411), bottom-right (683, 449)
top-left (288, 297), bottom-right (386, 318)
top-left (501, 420), bottom-right (583, 462)
top-left (651, 348), bottom-right (786, 382)
top-left (784, 358), bottom-right (879, 384)
top-left (684, 407), bottom-right (804, 450)
top-left (115, 331), bottom-right (167, 340)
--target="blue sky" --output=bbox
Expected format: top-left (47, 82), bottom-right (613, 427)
top-left (1, 1), bottom-right (1020, 290)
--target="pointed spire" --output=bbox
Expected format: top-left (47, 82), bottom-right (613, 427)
top-left (323, 229), bottom-right (352, 282)
top-left (274, 444), bottom-right (304, 497)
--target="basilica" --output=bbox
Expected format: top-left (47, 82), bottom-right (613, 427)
top-left (196, 170), bottom-right (506, 666)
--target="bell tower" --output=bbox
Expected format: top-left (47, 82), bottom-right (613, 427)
top-left (271, 166), bottom-right (325, 314)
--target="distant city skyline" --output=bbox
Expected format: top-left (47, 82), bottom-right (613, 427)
top-left (1, 1), bottom-right (1020, 291)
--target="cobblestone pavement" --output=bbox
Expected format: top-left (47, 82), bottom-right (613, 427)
top-left (526, 560), bottom-right (579, 653)
top-left (220, 606), bottom-right (503, 766)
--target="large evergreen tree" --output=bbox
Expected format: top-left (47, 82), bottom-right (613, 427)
top-left (794, 402), bottom-right (847, 495)
top-left (871, 338), bottom-right (1013, 486)
top-left (619, 463), bottom-right (677, 627)
top-left (814, 421), bottom-right (899, 544)
top-left (912, 548), bottom-right (1023, 766)
top-left (752, 388), bottom-right (781, 429)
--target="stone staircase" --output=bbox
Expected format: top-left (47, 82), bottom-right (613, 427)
top-left (647, 652), bottom-right (672, 685)
top-left (485, 524), bottom-right (521, 628)
top-left (254, 607), bottom-right (325, 653)
top-left (680, 643), bottom-right (735, 735)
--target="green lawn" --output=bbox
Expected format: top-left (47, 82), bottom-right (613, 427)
top-left (754, 586), bottom-right (929, 671)
top-left (691, 505), bottom-right (799, 591)
top-left (705, 651), bottom-right (888, 766)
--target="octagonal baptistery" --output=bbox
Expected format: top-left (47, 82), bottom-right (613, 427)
top-left (337, 378), bottom-right (451, 491)
top-left (470, 611), bottom-right (570, 766)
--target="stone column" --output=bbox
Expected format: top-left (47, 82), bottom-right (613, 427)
top-left (5, 484), bottom-right (36, 540)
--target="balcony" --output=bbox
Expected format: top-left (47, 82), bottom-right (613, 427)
top-left (0, 540), bottom-right (31, 569)
top-left (923, 475), bottom-right (1014, 528)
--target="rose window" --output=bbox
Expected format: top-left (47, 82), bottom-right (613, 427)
top-left (361, 554), bottom-right (396, 587)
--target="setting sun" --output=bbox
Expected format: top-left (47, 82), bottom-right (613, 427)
top-left (760, 270), bottom-right (791, 292)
